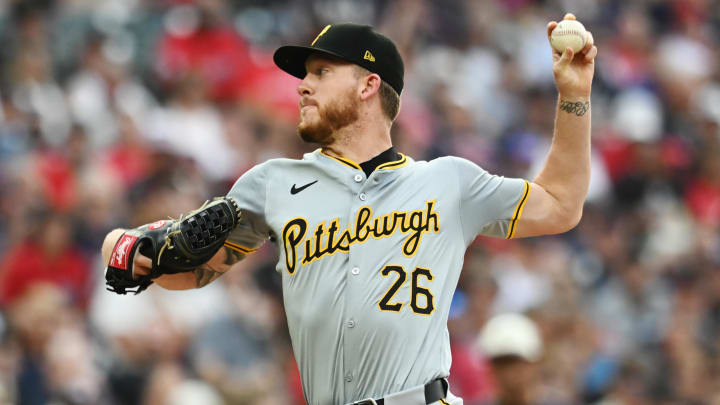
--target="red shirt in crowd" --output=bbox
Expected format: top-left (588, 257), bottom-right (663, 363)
top-left (156, 25), bottom-right (251, 102)
top-left (0, 241), bottom-right (92, 310)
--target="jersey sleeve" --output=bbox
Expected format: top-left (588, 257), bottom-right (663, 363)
top-left (224, 163), bottom-right (271, 255)
top-left (451, 157), bottom-right (530, 243)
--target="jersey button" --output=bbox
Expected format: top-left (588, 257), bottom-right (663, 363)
top-left (351, 267), bottom-right (360, 275)
top-left (359, 193), bottom-right (367, 201)
top-left (345, 373), bottom-right (353, 382)
top-left (347, 319), bottom-right (356, 328)
top-left (354, 174), bottom-right (363, 182)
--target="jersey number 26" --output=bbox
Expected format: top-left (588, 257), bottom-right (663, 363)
top-left (378, 265), bottom-right (435, 315)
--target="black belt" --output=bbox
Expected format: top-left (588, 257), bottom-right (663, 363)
top-left (352, 378), bottom-right (448, 405)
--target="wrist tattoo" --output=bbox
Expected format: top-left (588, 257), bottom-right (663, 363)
top-left (559, 100), bottom-right (589, 116)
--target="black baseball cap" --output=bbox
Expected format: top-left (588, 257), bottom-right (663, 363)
top-left (273, 23), bottom-right (405, 95)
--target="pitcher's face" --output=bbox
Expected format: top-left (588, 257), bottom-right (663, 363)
top-left (297, 55), bottom-right (360, 145)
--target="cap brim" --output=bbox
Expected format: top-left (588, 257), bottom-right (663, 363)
top-left (273, 46), bottom-right (351, 80)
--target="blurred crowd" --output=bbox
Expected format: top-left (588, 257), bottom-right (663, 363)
top-left (1, 0), bottom-right (720, 404)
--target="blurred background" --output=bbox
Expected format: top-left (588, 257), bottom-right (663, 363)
top-left (1, 0), bottom-right (720, 404)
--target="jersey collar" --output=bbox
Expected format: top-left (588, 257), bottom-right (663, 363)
top-left (319, 147), bottom-right (408, 175)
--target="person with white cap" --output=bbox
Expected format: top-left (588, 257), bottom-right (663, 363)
top-left (476, 313), bottom-right (573, 405)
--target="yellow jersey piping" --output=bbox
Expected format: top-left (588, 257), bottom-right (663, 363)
top-left (320, 150), bottom-right (361, 170)
top-left (506, 180), bottom-right (531, 239)
top-left (224, 241), bottom-right (258, 254)
top-left (377, 154), bottom-right (408, 170)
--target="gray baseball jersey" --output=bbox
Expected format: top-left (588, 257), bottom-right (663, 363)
top-left (225, 149), bottom-right (529, 405)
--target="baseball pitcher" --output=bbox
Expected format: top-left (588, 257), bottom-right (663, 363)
top-left (102, 14), bottom-right (597, 405)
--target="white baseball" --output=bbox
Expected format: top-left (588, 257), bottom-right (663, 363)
top-left (550, 20), bottom-right (587, 53)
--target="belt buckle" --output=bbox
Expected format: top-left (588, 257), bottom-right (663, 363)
top-left (355, 399), bottom-right (378, 405)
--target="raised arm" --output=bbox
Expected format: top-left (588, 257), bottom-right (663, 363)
top-left (513, 14), bottom-right (598, 238)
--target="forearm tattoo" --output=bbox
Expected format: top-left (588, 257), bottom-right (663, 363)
top-left (193, 246), bottom-right (245, 287)
top-left (224, 247), bottom-right (244, 265)
top-left (194, 267), bottom-right (222, 288)
top-left (559, 99), bottom-right (590, 116)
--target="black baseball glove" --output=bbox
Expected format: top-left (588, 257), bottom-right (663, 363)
top-left (105, 197), bottom-right (241, 295)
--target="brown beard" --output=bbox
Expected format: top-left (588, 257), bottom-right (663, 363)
top-left (298, 88), bottom-right (359, 145)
